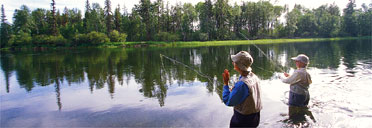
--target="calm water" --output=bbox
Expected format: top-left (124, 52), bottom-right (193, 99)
top-left (1, 40), bottom-right (372, 127)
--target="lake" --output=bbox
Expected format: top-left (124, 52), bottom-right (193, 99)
top-left (1, 39), bottom-right (372, 127)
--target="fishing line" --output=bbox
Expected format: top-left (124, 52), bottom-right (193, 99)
top-left (160, 54), bottom-right (224, 93)
top-left (160, 54), bottom-right (214, 81)
top-left (160, 33), bottom-right (288, 92)
top-left (256, 66), bottom-right (275, 74)
top-left (239, 32), bottom-right (285, 73)
top-left (239, 33), bottom-right (300, 105)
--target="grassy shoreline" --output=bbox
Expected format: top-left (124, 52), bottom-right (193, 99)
top-left (1, 36), bottom-right (371, 51)
top-left (113, 36), bottom-right (371, 48)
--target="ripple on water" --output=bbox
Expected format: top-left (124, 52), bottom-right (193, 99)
top-left (307, 61), bottom-right (372, 127)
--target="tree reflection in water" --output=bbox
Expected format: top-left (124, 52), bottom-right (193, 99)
top-left (0, 39), bottom-right (371, 109)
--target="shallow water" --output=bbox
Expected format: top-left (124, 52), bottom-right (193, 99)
top-left (1, 39), bottom-right (371, 127)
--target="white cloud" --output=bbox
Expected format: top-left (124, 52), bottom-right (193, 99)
top-left (1, 0), bottom-right (370, 23)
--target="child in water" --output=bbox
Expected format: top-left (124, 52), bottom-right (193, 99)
top-left (282, 54), bottom-right (312, 107)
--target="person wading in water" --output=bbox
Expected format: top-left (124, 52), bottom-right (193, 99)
top-left (222, 51), bottom-right (262, 127)
top-left (282, 54), bottom-right (312, 107)
top-left (281, 54), bottom-right (314, 125)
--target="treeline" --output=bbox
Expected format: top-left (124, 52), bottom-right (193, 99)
top-left (0, 0), bottom-right (371, 48)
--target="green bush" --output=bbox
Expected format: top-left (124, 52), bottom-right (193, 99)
top-left (8, 31), bottom-right (32, 46)
top-left (109, 30), bottom-right (127, 42)
top-left (73, 31), bottom-right (110, 45)
top-left (155, 32), bottom-right (180, 42)
top-left (86, 31), bottom-right (110, 44)
top-left (33, 35), bottom-right (68, 46)
top-left (73, 33), bottom-right (87, 45)
top-left (32, 35), bottom-right (48, 45)
top-left (49, 35), bottom-right (68, 46)
top-left (199, 33), bottom-right (209, 41)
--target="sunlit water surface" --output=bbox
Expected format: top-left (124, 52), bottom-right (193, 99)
top-left (1, 40), bottom-right (371, 127)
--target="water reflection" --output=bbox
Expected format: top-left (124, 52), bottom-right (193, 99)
top-left (0, 39), bottom-right (371, 127)
top-left (1, 40), bottom-right (371, 107)
top-left (282, 106), bottom-right (316, 127)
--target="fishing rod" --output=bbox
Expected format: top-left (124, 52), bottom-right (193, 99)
top-left (238, 33), bottom-right (291, 104)
top-left (239, 32), bottom-right (285, 73)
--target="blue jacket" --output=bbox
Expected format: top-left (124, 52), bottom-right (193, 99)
top-left (222, 76), bottom-right (250, 106)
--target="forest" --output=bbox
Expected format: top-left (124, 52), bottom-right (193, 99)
top-left (0, 0), bottom-right (371, 48)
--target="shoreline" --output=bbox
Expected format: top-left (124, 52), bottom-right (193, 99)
top-left (1, 36), bottom-right (371, 51)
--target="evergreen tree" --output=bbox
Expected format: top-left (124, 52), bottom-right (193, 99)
top-left (121, 3), bottom-right (130, 34)
top-left (91, 3), bottom-right (106, 33)
top-left (138, 0), bottom-right (152, 40)
top-left (104, 0), bottom-right (113, 34)
top-left (50, 0), bottom-right (57, 35)
top-left (61, 7), bottom-right (69, 26)
top-left (113, 4), bottom-right (121, 32)
top-left (165, 1), bottom-right (171, 32)
top-left (83, 0), bottom-right (94, 33)
top-left (31, 8), bottom-right (48, 35)
top-left (1, 5), bottom-right (6, 26)
top-left (1, 4), bottom-right (11, 47)
top-left (171, 3), bottom-right (182, 35)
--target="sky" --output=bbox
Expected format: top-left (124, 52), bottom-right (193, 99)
top-left (1, 0), bottom-right (371, 23)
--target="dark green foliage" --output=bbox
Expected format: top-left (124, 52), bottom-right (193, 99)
top-left (113, 5), bottom-right (121, 32)
top-left (283, 3), bottom-right (351, 38)
top-left (317, 4), bottom-right (341, 37)
top-left (181, 3), bottom-right (197, 41)
top-left (31, 8), bottom-right (49, 35)
top-left (155, 32), bottom-right (180, 42)
top-left (196, 0), bottom-right (215, 40)
top-left (357, 3), bottom-right (372, 36)
top-left (1, 4), bottom-right (11, 48)
top-left (104, 0), bottom-right (113, 34)
top-left (50, 0), bottom-right (57, 35)
top-left (109, 30), bottom-right (127, 42)
top-left (8, 31), bottom-right (32, 46)
top-left (83, 0), bottom-right (94, 33)
top-left (32, 34), bottom-right (68, 46)
top-left (214, 0), bottom-right (230, 40)
top-left (137, 0), bottom-right (152, 40)
top-left (2, 0), bottom-right (371, 48)
top-left (342, 0), bottom-right (358, 36)
top-left (74, 31), bottom-right (109, 45)
top-left (0, 23), bottom-right (11, 47)
top-left (198, 32), bottom-right (209, 41)
top-left (91, 3), bottom-right (106, 33)
top-left (13, 5), bottom-right (32, 34)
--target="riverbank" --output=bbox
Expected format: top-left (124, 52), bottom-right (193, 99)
top-left (105, 36), bottom-right (372, 48)
top-left (1, 36), bottom-right (371, 51)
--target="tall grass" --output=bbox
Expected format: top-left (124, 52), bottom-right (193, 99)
top-left (117, 36), bottom-right (371, 48)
